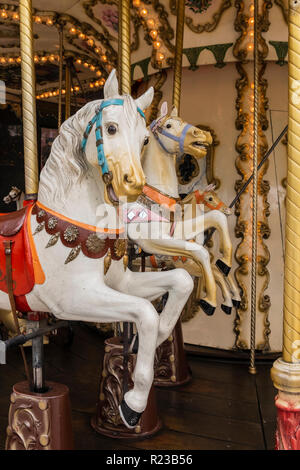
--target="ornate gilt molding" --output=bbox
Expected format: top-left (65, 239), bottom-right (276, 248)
top-left (274, 0), bottom-right (288, 24)
top-left (83, 0), bottom-right (141, 52)
top-left (233, 0), bottom-right (272, 351)
top-left (169, 0), bottom-right (232, 34)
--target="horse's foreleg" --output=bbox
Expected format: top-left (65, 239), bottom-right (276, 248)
top-left (211, 266), bottom-right (233, 315)
top-left (135, 239), bottom-right (217, 316)
top-left (224, 273), bottom-right (241, 308)
top-left (203, 211), bottom-right (232, 275)
top-left (112, 267), bottom-right (193, 348)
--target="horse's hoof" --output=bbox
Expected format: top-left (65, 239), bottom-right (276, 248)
top-left (221, 304), bottom-right (232, 315)
top-left (199, 300), bottom-right (215, 316)
top-left (216, 259), bottom-right (231, 277)
top-left (119, 400), bottom-right (142, 429)
top-left (232, 299), bottom-right (241, 309)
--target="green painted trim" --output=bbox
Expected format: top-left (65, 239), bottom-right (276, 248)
top-left (131, 43), bottom-right (234, 82)
top-left (131, 57), bottom-right (151, 81)
top-left (269, 41), bottom-right (288, 66)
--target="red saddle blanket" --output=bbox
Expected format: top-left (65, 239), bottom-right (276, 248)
top-left (0, 205), bottom-right (37, 310)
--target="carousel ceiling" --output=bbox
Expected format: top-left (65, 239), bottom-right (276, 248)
top-left (0, 0), bottom-right (288, 104)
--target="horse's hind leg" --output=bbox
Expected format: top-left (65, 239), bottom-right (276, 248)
top-left (37, 280), bottom-right (160, 429)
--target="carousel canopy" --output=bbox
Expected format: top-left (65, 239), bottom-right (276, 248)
top-left (0, 0), bottom-right (288, 105)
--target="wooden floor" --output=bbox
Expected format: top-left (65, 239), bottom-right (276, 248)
top-left (0, 324), bottom-right (278, 450)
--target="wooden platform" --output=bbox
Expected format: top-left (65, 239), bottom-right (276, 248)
top-left (0, 324), bottom-right (278, 450)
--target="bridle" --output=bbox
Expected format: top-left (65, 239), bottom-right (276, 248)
top-left (81, 98), bottom-right (146, 181)
top-left (150, 115), bottom-right (192, 155)
top-left (194, 189), bottom-right (225, 211)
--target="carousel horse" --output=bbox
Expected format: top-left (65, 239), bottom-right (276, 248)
top-left (126, 103), bottom-right (234, 316)
top-left (0, 70), bottom-right (195, 429)
top-left (3, 186), bottom-right (25, 210)
top-left (147, 184), bottom-right (240, 314)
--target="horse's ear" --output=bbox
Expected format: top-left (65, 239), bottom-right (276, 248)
top-left (104, 69), bottom-right (119, 98)
top-left (135, 86), bottom-right (154, 112)
top-left (171, 105), bottom-right (178, 117)
top-left (160, 101), bottom-right (168, 118)
top-left (205, 183), bottom-right (216, 192)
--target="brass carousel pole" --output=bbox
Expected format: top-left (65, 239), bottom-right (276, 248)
top-left (249, 0), bottom-right (259, 376)
top-left (271, 0), bottom-right (300, 450)
top-left (91, 0), bottom-right (161, 439)
top-left (154, 0), bottom-right (191, 388)
top-left (119, 0), bottom-right (131, 95)
top-left (58, 25), bottom-right (64, 129)
top-left (6, 1), bottom-right (74, 450)
top-left (19, 0), bottom-right (39, 199)
top-left (172, 0), bottom-right (185, 112)
top-left (65, 58), bottom-right (71, 120)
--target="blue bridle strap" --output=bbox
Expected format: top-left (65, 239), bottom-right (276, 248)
top-left (82, 98), bottom-right (146, 176)
top-left (150, 119), bottom-right (192, 155)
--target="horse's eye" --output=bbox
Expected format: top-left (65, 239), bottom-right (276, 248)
top-left (166, 123), bottom-right (171, 129)
top-left (144, 137), bottom-right (149, 146)
top-left (107, 125), bottom-right (117, 135)
top-left (208, 197), bottom-right (213, 201)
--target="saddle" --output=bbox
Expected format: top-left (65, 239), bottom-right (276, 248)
top-left (0, 204), bottom-right (43, 312)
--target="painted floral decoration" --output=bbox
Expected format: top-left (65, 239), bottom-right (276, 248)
top-left (101, 7), bottom-right (118, 32)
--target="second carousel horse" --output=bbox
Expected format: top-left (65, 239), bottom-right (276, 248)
top-left (126, 103), bottom-right (235, 316)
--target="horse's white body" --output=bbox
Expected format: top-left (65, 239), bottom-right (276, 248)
top-left (0, 72), bottom-right (193, 426)
top-left (127, 105), bottom-right (234, 314)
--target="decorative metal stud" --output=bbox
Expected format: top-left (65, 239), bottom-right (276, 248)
top-left (64, 245), bottom-right (81, 264)
top-left (114, 238), bottom-right (127, 258)
top-left (48, 217), bottom-right (58, 230)
top-left (86, 233), bottom-right (106, 254)
top-left (46, 233), bottom-right (60, 248)
top-left (33, 221), bottom-right (45, 235)
top-left (37, 209), bottom-right (46, 219)
top-left (63, 225), bottom-right (79, 242)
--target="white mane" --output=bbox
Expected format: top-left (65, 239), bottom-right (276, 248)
top-left (38, 96), bottom-right (140, 205)
top-left (38, 100), bottom-right (99, 204)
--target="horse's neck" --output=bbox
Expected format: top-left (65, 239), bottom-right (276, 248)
top-left (38, 168), bottom-right (109, 227)
top-left (143, 134), bottom-right (179, 198)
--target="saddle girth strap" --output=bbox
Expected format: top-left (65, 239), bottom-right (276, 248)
top-left (3, 240), bottom-right (32, 386)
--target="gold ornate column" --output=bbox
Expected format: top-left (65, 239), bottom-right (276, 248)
top-left (19, 0), bottom-right (38, 198)
top-left (233, 0), bottom-right (271, 352)
top-left (271, 0), bottom-right (300, 451)
top-left (172, 0), bottom-right (185, 112)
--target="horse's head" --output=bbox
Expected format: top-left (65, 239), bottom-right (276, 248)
top-left (81, 70), bottom-right (153, 204)
top-left (150, 102), bottom-right (212, 159)
top-left (199, 184), bottom-right (232, 215)
top-left (3, 186), bottom-right (22, 204)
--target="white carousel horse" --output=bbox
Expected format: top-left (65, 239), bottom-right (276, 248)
top-left (0, 70), bottom-right (194, 428)
top-left (146, 184), bottom-right (240, 314)
top-left (3, 186), bottom-right (25, 210)
top-left (126, 103), bottom-right (234, 316)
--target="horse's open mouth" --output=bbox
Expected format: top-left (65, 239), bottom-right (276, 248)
top-left (192, 141), bottom-right (210, 150)
top-left (107, 183), bottom-right (119, 205)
